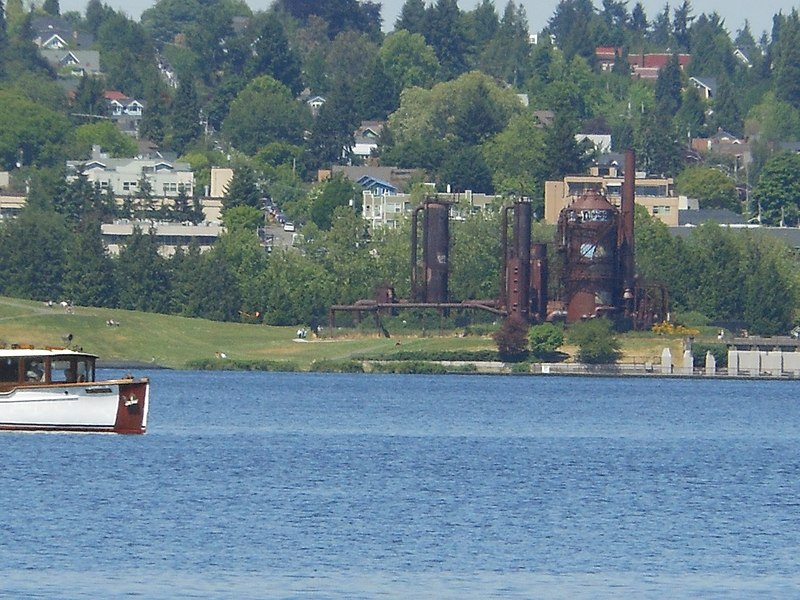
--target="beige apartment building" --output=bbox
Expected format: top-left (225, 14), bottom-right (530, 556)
top-left (544, 171), bottom-right (689, 226)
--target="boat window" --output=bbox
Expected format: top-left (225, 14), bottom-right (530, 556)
top-left (76, 358), bottom-right (92, 382)
top-left (24, 358), bottom-right (46, 382)
top-left (52, 359), bottom-right (75, 383)
top-left (0, 358), bottom-right (19, 382)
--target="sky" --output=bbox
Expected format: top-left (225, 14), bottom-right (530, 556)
top-left (57, 0), bottom-right (794, 40)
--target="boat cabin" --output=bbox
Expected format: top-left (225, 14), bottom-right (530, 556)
top-left (0, 348), bottom-right (97, 390)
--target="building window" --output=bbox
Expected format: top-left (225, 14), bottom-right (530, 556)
top-left (122, 181), bottom-right (137, 191)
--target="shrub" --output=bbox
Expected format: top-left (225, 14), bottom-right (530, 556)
top-left (568, 318), bottom-right (622, 364)
top-left (529, 323), bottom-right (564, 359)
top-left (692, 342), bottom-right (728, 368)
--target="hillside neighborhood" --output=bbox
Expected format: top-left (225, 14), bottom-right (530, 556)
top-left (0, 0), bottom-right (798, 337)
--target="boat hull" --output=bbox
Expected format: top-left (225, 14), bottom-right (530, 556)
top-left (0, 378), bottom-right (149, 434)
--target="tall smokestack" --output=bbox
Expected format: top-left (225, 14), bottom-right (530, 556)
top-left (619, 149), bottom-right (636, 306)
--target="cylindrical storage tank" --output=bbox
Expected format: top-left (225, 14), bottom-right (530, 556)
top-left (423, 202), bottom-right (449, 303)
top-left (557, 190), bottom-right (619, 322)
top-left (506, 201), bottom-right (532, 321)
top-left (530, 243), bottom-right (548, 322)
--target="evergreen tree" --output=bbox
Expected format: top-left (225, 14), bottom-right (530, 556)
top-left (395, 0), bottom-right (427, 35)
top-left (169, 77), bottom-right (201, 154)
top-left (672, 0), bottom-right (692, 51)
top-left (184, 252), bottom-right (242, 321)
top-left (222, 165), bottom-right (261, 211)
top-left (248, 13), bottom-right (303, 96)
top-left (772, 12), bottom-right (800, 110)
top-left (73, 75), bottom-right (106, 119)
top-left (426, 0), bottom-right (470, 79)
top-left (654, 53), bottom-right (683, 117)
top-left (711, 75), bottom-right (743, 137)
top-left (649, 3), bottom-right (671, 47)
top-left (469, 0), bottom-right (498, 47)
top-left (0, 208), bottom-right (67, 301)
top-left (635, 109), bottom-right (683, 177)
top-left (543, 111), bottom-right (591, 179)
top-left (547, 0), bottom-right (597, 62)
top-left (62, 223), bottom-right (117, 308)
top-left (674, 85), bottom-right (705, 138)
top-left (307, 78), bottom-right (358, 168)
top-left (42, 0), bottom-right (59, 16)
top-left (0, 0), bottom-right (7, 78)
top-left (630, 2), bottom-right (648, 37)
top-left (114, 227), bottom-right (171, 313)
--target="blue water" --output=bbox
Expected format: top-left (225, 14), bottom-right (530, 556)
top-left (1, 371), bottom-right (799, 598)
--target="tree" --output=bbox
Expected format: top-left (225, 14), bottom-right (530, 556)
top-left (711, 75), bottom-right (743, 138)
top-left (568, 318), bottom-right (622, 364)
top-left (493, 317), bottom-right (529, 361)
top-left (114, 227), bottom-right (171, 313)
top-left (425, 0), bottom-right (470, 79)
top-left (672, 0), bottom-right (692, 51)
top-left (42, 0), bottom-right (59, 16)
top-left (674, 166), bottom-right (739, 211)
top-left (62, 223), bottom-right (117, 308)
top-left (438, 143), bottom-right (493, 193)
top-left (169, 77), bottom-right (202, 154)
top-left (752, 152), bottom-right (800, 226)
top-left (654, 53), bottom-right (683, 117)
top-left (547, 0), bottom-right (598, 62)
top-left (183, 251), bottom-right (242, 321)
top-left (741, 236), bottom-right (798, 335)
top-left (306, 78), bottom-right (358, 168)
top-left (0, 208), bottom-right (68, 301)
top-left (674, 85), bottom-right (705, 138)
top-left (379, 30), bottom-right (439, 91)
top-left (395, 0), bottom-right (427, 35)
top-left (248, 12), bottom-right (303, 95)
top-left (222, 165), bottom-right (261, 211)
top-left (70, 121), bottom-right (138, 159)
top-left (309, 174), bottom-right (358, 230)
top-left (0, 89), bottom-right (70, 169)
top-left (449, 209), bottom-right (501, 301)
top-left (72, 75), bottom-right (106, 119)
top-left (542, 111), bottom-right (591, 180)
top-left (482, 111), bottom-right (547, 201)
top-left (635, 109), bottom-right (683, 177)
top-left (771, 11), bottom-right (800, 110)
top-left (222, 76), bottom-right (308, 154)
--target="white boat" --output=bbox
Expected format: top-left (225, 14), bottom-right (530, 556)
top-left (0, 346), bottom-right (149, 434)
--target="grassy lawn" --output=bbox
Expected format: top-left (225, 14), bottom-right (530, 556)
top-left (0, 297), bottom-right (717, 370)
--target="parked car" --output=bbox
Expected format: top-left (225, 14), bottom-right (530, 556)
top-left (283, 222), bottom-right (295, 232)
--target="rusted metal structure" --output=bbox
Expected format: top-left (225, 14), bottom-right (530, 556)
top-left (501, 199), bottom-right (532, 322)
top-left (329, 149), bottom-right (667, 332)
top-left (330, 198), bottom-right (502, 329)
top-left (411, 200), bottom-right (450, 303)
top-left (553, 149), bottom-right (667, 328)
top-left (557, 189), bottom-right (621, 322)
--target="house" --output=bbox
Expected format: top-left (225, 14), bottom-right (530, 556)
top-left (327, 165), bottom-right (422, 193)
top-left (352, 121), bottom-right (384, 160)
top-left (627, 52), bottom-right (691, 79)
top-left (41, 49), bottom-right (101, 77)
top-left (689, 76), bottom-right (717, 100)
top-left (66, 146), bottom-right (194, 199)
top-left (32, 16), bottom-right (93, 50)
top-left (356, 175), bottom-right (397, 197)
top-left (306, 95), bottom-right (326, 116)
top-left (733, 48), bottom-right (752, 67)
top-left (595, 46), bottom-right (622, 71)
top-left (104, 91), bottom-right (144, 117)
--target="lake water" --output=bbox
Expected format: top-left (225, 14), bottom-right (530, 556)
top-left (1, 371), bottom-right (799, 598)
